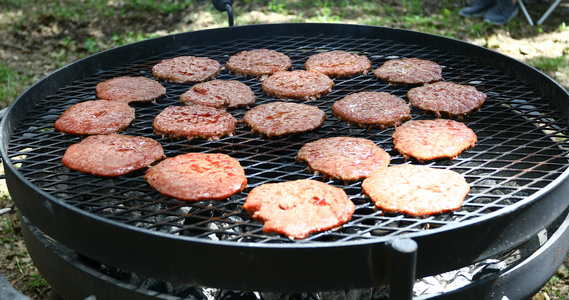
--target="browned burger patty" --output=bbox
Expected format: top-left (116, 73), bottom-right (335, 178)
top-left (242, 102), bottom-right (326, 138)
top-left (304, 50), bottom-right (372, 78)
top-left (153, 106), bottom-right (237, 141)
top-left (95, 76), bottom-right (166, 104)
top-left (54, 100), bottom-right (135, 135)
top-left (297, 137), bottom-right (390, 182)
top-left (373, 57), bottom-right (443, 85)
top-left (407, 81), bottom-right (487, 118)
top-left (362, 164), bottom-right (469, 216)
top-left (151, 56), bottom-right (222, 84)
top-left (62, 134), bottom-right (165, 177)
top-left (243, 179), bottom-right (355, 240)
top-left (144, 153), bottom-right (247, 202)
top-left (261, 70), bottom-right (334, 100)
top-left (225, 49), bottom-right (292, 78)
top-left (332, 91), bottom-right (411, 128)
top-left (392, 119), bottom-right (477, 161)
top-left (179, 79), bottom-right (255, 109)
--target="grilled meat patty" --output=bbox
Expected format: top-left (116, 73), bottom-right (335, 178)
top-left (332, 91), bottom-right (411, 129)
top-left (392, 119), bottom-right (477, 161)
top-left (153, 105), bottom-right (237, 141)
top-left (243, 102), bottom-right (326, 138)
top-left (362, 164), bottom-right (469, 216)
top-left (152, 56), bottom-right (222, 84)
top-left (304, 50), bottom-right (372, 78)
top-left (261, 70), bottom-right (334, 100)
top-left (95, 76), bottom-right (166, 104)
top-left (373, 57), bottom-right (443, 85)
top-left (144, 153), bottom-right (247, 202)
top-left (407, 81), bottom-right (487, 118)
top-left (243, 179), bottom-right (355, 240)
top-left (62, 134), bottom-right (165, 177)
top-left (54, 100), bottom-right (135, 135)
top-left (297, 136), bottom-right (390, 182)
top-left (225, 49), bottom-right (292, 78)
top-left (180, 79), bottom-right (255, 109)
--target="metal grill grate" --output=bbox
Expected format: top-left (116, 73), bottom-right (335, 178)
top-left (7, 33), bottom-right (569, 245)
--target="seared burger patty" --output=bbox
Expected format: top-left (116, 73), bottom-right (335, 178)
top-left (392, 119), bottom-right (477, 161)
top-left (261, 70), bottom-right (334, 101)
top-left (243, 102), bottom-right (326, 138)
top-left (153, 105), bottom-right (237, 141)
top-left (180, 79), bottom-right (255, 109)
top-left (297, 136), bottom-right (390, 182)
top-left (145, 153), bottom-right (247, 202)
top-left (54, 100), bottom-right (135, 135)
top-left (152, 56), bottom-right (221, 84)
top-left (374, 57), bottom-right (443, 85)
top-left (407, 81), bottom-right (487, 118)
top-left (63, 134), bottom-right (165, 177)
top-left (225, 49), bottom-right (292, 78)
top-left (96, 76), bottom-right (166, 104)
top-left (304, 50), bottom-right (372, 78)
top-left (332, 91), bottom-right (411, 129)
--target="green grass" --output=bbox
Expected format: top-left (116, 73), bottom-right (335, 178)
top-left (0, 65), bottom-right (20, 108)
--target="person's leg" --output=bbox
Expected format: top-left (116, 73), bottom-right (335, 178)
top-left (484, 0), bottom-right (519, 24)
top-left (459, 0), bottom-right (498, 17)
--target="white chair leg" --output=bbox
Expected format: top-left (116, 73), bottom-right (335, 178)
top-left (518, 0), bottom-right (535, 25)
top-left (537, 0), bottom-right (563, 25)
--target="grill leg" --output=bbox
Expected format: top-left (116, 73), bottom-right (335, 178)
top-left (389, 239), bottom-right (418, 300)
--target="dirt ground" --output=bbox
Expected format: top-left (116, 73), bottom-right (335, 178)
top-left (0, 0), bottom-right (568, 299)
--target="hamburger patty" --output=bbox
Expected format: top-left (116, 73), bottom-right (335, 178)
top-left (407, 81), bottom-right (487, 118)
top-left (392, 119), bottom-right (477, 161)
top-left (62, 134), bottom-right (165, 177)
top-left (362, 164), bottom-right (469, 216)
top-left (297, 136), bottom-right (390, 182)
top-left (153, 105), bottom-right (237, 141)
top-left (144, 153), bottom-right (247, 202)
top-left (243, 179), bottom-right (355, 240)
top-left (332, 91), bottom-right (411, 128)
top-left (225, 49), bottom-right (292, 78)
top-left (151, 56), bottom-right (222, 84)
top-left (179, 79), bottom-right (255, 109)
top-left (54, 100), bottom-right (135, 135)
top-left (261, 70), bottom-right (334, 100)
top-left (242, 102), bottom-right (326, 138)
top-left (95, 76), bottom-right (166, 104)
top-left (374, 57), bottom-right (443, 85)
top-left (304, 50), bottom-right (372, 78)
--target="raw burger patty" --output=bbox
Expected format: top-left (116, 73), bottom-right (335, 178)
top-left (62, 134), bottom-right (165, 177)
top-left (54, 100), bottom-right (135, 135)
top-left (392, 119), bottom-right (477, 161)
top-left (407, 81), bottom-right (487, 117)
top-left (362, 164), bottom-right (469, 216)
top-left (225, 49), bottom-right (292, 78)
top-left (243, 179), bottom-right (355, 240)
top-left (151, 56), bottom-right (222, 84)
top-left (96, 76), bottom-right (166, 104)
top-left (332, 91), bottom-right (411, 128)
top-left (180, 79), bottom-right (255, 109)
top-left (297, 136), bottom-right (390, 182)
top-left (144, 153), bottom-right (247, 202)
top-left (243, 102), bottom-right (326, 138)
top-left (374, 57), bottom-right (443, 85)
top-left (304, 50), bottom-right (372, 78)
top-left (262, 70), bottom-right (334, 100)
top-left (153, 105), bottom-right (237, 141)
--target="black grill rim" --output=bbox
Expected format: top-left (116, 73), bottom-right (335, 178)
top-left (3, 23), bottom-right (569, 292)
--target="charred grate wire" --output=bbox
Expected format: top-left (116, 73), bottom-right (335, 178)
top-left (7, 34), bottom-right (569, 244)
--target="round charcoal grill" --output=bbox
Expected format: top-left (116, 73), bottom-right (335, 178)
top-left (3, 23), bottom-right (569, 296)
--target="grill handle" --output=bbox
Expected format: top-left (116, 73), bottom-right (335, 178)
top-left (212, 0), bottom-right (234, 27)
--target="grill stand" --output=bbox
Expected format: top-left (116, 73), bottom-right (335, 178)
top-left (19, 208), bottom-right (569, 300)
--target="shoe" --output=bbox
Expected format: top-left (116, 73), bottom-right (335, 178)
top-left (459, 0), bottom-right (497, 17)
top-left (484, 0), bottom-right (519, 25)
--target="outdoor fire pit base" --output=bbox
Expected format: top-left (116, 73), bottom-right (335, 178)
top-left (20, 208), bottom-right (569, 300)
